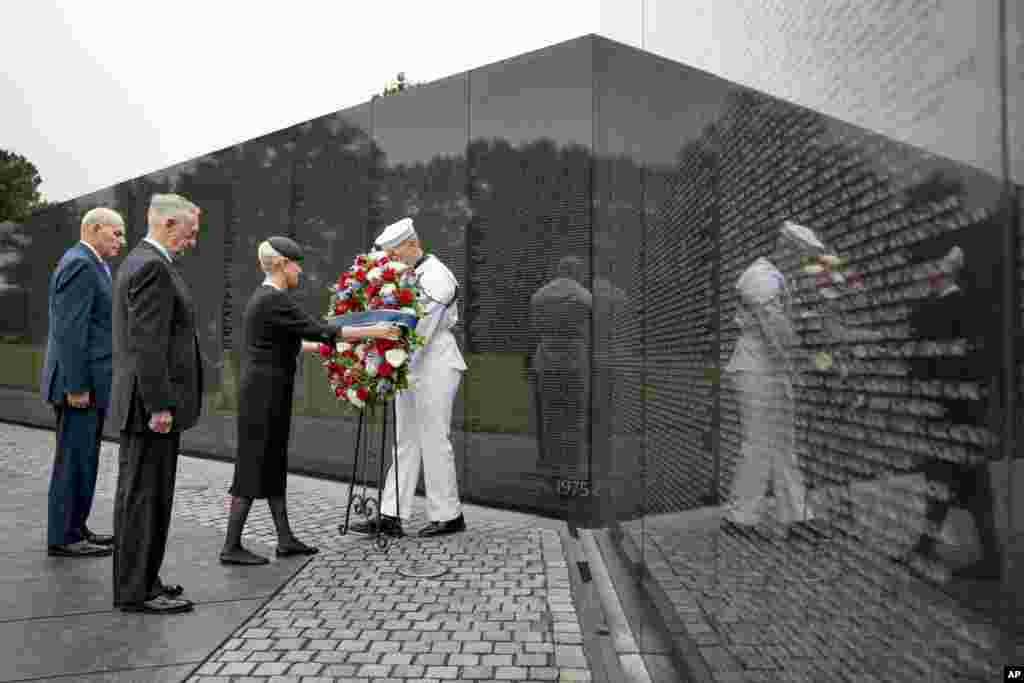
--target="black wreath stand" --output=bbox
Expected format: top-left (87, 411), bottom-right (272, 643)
top-left (338, 400), bottom-right (400, 550)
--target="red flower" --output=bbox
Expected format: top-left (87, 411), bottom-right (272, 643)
top-left (375, 338), bottom-right (397, 353)
top-left (318, 343), bottom-right (332, 358)
top-left (366, 282), bottom-right (380, 298)
top-left (355, 256), bottom-right (368, 268)
top-left (381, 268), bottom-right (397, 282)
top-left (334, 385), bottom-right (344, 398)
top-left (354, 269), bottom-right (367, 282)
top-left (355, 386), bottom-right (369, 401)
top-left (337, 273), bottom-right (349, 288)
top-left (377, 360), bottom-right (394, 378)
top-left (376, 256), bottom-right (390, 267)
top-left (397, 288), bottom-right (415, 305)
top-left (334, 300), bottom-right (347, 315)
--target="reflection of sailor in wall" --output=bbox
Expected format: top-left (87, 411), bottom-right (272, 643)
top-left (723, 221), bottom-right (818, 531)
top-left (375, 218), bottom-right (468, 537)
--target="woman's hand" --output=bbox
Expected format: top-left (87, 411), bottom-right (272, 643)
top-left (302, 340), bottom-right (324, 354)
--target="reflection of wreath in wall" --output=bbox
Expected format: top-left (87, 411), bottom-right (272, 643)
top-left (798, 252), bottom-right (875, 405)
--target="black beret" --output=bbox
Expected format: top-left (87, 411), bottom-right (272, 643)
top-left (267, 235), bottom-right (304, 262)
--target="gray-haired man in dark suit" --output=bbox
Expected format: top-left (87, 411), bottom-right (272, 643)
top-left (109, 193), bottom-right (203, 614)
top-left (41, 207), bottom-right (125, 557)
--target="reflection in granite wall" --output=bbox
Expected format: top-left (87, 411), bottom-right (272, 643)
top-left (643, 135), bottom-right (719, 512)
top-left (601, 48), bottom-right (1019, 675)
top-left (637, 0), bottom-right (1011, 184)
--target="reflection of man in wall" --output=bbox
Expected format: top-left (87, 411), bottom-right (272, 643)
top-left (529, 256), bottom-right (592, 474)
top-left (722, 221), bottom-right (816, 537)
top-left (905, 229), bottom-right (1003, 581)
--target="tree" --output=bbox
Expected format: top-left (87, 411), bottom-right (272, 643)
top-left (0, 150), bottom-right (45, 222)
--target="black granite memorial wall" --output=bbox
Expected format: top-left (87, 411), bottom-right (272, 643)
top-left (1, 31), bottom-right (1021, 679)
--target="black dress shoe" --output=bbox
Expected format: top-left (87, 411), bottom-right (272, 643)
top-left (276, 539), bottom-right (319, 557)
top-left (120, 595), bottom-right (193, 614)
top-left (346, 515), bottom-right (404, 537)
top-left (418, 514), bottom-right (466, 537)
top-left (219, 547), bottom-right (270, 565)
top-left (82, 528), bottom-right (115, 546)
top-left (951, 558), bottom-right (1001, 581)
top-left (48, 541), bottom-right (113, 557)
top-left (160, 583), bottom-right (184, 597)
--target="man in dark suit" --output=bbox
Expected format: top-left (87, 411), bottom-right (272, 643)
top-left (109, 194), bottom-right (203, 614)
top-left (905, 225), bottom-right (1004, 582)
top-left (41, 208), bottom-right (126, 557)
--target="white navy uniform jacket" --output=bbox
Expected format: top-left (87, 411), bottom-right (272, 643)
top-left (725, 257), bottom-right (801, 376)
top-left (409, 254), bottom-right (467, 378)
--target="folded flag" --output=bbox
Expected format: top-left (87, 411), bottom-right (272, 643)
top-left (326, 310), bottom-right (418, 330)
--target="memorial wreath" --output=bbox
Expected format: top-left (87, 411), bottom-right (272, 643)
top-left (318, 250), bottom-right (424, 409)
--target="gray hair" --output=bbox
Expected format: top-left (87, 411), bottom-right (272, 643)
top-left (257, 240), bottom-right (286, 274)
top-left (80, 207), bottom-right (123, 230)
top-left (148, 193), bottom-right (199, 224)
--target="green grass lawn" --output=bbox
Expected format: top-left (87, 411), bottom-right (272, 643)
top-left (1, 344), bottom-right (532, 434)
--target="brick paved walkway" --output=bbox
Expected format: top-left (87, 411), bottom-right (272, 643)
top-left (622, 508), bottom-right (1023, 683)
top-left (1, 422), bottom-right (594, 682)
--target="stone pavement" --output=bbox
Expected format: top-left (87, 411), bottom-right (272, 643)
top-left (618, 507), bottom-right (1024, 683)
top-left (0, 421), bottom-right (598, 683)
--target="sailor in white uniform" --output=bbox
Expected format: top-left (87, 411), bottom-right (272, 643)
top-left (351, 217), bottom-right (468, 538)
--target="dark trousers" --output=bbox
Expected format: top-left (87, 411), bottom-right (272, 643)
top-left (918, 459), bottom-right (1001, 562)
top-left (113, 430), bottom-right (180, 606)
top-left (47, 405), bottom-right (105, 546)
top-left (532, 367), bottom-right (589, 470)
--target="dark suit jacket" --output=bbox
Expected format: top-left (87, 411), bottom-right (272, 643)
top-left (39, 242), bottom-right (114, 411)
top-left (108, 241), bottom-right (203, 433)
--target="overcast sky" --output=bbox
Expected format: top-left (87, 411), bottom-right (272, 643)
top-left (2, 1), bottom-right (644, 203)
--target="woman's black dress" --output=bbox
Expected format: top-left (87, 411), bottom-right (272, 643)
top-left (229, 285), bottom-right (335, 498)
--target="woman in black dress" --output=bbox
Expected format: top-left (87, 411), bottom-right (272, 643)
top-left (220, 236), bottom-right (399, 565)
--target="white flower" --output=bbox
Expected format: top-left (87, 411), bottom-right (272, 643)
top-left (336, 341), bottom-right (352, 353)
top-left (381, 284), bottom-right (397, 296)
top-left (814, 351), bottom-right (834, 372)
top-left (367, 267), bottom-right (383, 282)
top-left (367, 250), bottom-right (388, 261)
top-left (385, 348), bottom-right (408, 367)
top-left (347, 388), bottom-right (364, 408)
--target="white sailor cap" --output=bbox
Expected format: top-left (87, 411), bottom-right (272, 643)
top-left (374, 217), bottom-right (417, 249)
top-left (779, 220), bottom-right (827, 254)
